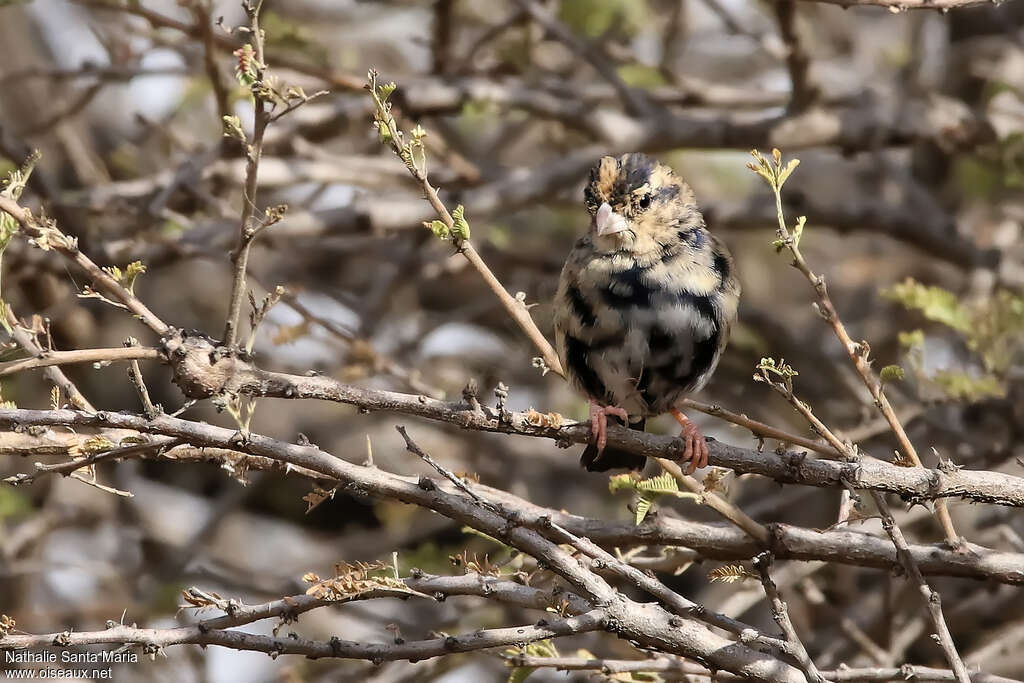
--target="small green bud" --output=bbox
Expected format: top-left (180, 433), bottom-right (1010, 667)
top-left (233, 44), bottom-right (260, 87)
top-left (427, 220), bottom-right (450, 240)
top-left (880, 365), bottom-right (905, 382)
top-left (451, 205), bottom-right (470, 241)
top-left (222, 115), bottom-right (245, 142)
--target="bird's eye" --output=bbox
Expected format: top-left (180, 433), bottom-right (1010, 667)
top-left (637, 194), bottom-right (652, 211)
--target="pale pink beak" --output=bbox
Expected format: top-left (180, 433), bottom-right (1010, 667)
top-left (594, 202), bottom-right (627, 237)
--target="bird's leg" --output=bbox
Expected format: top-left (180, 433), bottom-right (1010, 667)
top-left (589, 400), bottom-right (629, 455)
top-left (669, 408), bottom-right (708, 474)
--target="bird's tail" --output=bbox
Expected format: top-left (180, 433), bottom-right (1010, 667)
top-left (580, 417), bottom-right (647, 472)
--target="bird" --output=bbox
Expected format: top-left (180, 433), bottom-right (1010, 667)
top-left (553, 152), bottom-right (740, 473)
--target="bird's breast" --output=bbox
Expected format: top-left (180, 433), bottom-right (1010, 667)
top-left (556, 251), bottom-right (728, 416)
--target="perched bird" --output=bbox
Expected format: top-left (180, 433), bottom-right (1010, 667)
top-left (553, 153), bottom-right (740, 473)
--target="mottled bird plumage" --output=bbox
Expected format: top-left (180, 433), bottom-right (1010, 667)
top-left (554, 153), bottom-right (740, 471)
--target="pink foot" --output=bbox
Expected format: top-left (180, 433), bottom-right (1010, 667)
top-left (589, 401), bottom-right (629, 456)
top-left (670, 408), bottom-right (708, 475)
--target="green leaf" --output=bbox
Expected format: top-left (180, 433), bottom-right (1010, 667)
top-left (608, 472), bottom-right (638, 494)
top-left (1, 149), bottom-right (40, 249)
top-left (506, 668), bottom-right (535, 683)
top-left (755, 357), bottom-right (798, 380)
top-left (898, 329), bottom-right (925, 349)
top-left (634, 473), bottom-right (680, 495)
top-left (933, 371), bottom-right (1006, 401)
top-left (610, 472), bottom-right (699, 525)
top-left (616, 64), bottom-right (666, 88)
top-left (559, 0), bottom-right (646, 37)
top-left (880, 365), bottom-right (905, 382)
top-left (777, 158), bottom-right (801, 188)
top-left (123, 261), bottom-right (146, 295)
top-left (635, 494), bottom-right (654, 525)
top-left (0, 487), bottom-right (31, 523)
top-left (881, 279), bottom-right (971, 333)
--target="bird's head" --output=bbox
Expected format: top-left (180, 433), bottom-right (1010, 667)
top-left (583, 153), bottom-right (700, 254)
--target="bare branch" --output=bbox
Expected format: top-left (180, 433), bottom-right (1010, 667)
top-left (1, 408), bottom-right (1021, 584)
top-left (795, 0), bottom-right (992, 8)
top-left (157, 331), bottom-right (1024, 509)
top-left (0, 346), bottom-right (160, 377)
top-left (222, 4), bottom-right (271, 348)
top-left (1, 583), bottom-right (607, 661)
top-left (753, 552), bottom-right (826, 683)
top-left (508, 656), bottom-right (1017, 682)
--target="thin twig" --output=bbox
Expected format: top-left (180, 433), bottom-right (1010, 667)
top-left (0, 604), bottom-right (606, 662)
top-left (534, 515), bottom-right (792, 654)
top-left (3, 307), bottom-right (94, 412)
top-left (4, 438), bottom-right (182, 486)
top-left (222, 2), bottom-right (271, 348)
top-left (511, 0), bottom-right (658, 119)
top-left (0, 195), bottom-right (168, 335)
top-left (682, 397), bottom-right (841, 456)
top-left (368, 74), bottom-right (564, 377)
top-left (195, 1), bottom-right (233, 142)
top-left (753, 552), bottom-right (826, 683)
top-left (125, 342), bottom-right (160, 418)
top-left (21, 83), bottom-right (104, 135)
top-left (395, 425), bottom-right (490, 509)
top-left (393, 425), bottom-right (789, 652)
top-left (656, 458), bottom-right (771, 545)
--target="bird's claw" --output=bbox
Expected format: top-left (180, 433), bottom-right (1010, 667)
top-left (589, 402), bottom-right (629, 456)
top-left (671, 409), bottom-right (708, 475)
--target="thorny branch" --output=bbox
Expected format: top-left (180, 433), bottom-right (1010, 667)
top-left (1, 408), bottom-right (1022, 586)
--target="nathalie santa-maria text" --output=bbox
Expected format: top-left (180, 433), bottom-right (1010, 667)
top-left (6, 650), bottom-right (139, 663)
